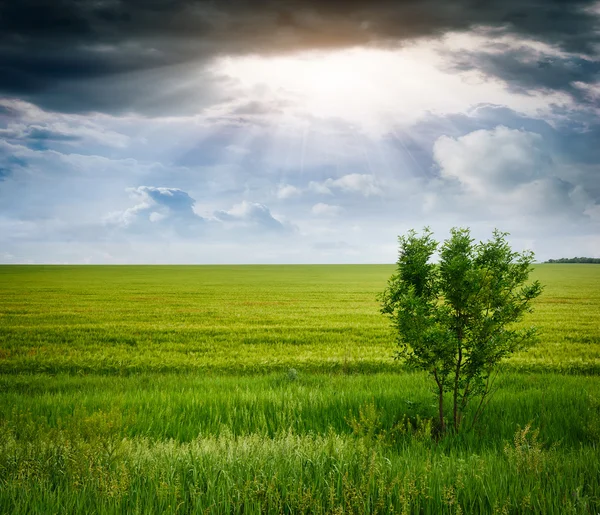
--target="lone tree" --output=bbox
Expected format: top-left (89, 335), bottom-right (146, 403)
top-left (379, 228), bottom-right (542, 433)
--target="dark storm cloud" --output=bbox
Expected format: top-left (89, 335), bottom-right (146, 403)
top-left (3, 0), bottom-right (598, 51)
top-left (1, 0), bottom-right (599, 114)
top-left (0, 49), bottom-right (234, 114)
top-left (446, 47), bottom-right (600, 105)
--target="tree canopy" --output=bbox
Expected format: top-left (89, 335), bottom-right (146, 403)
top-left (380, 228), bottom-right (543, 433)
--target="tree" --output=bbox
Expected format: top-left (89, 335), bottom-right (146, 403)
top-left (546, 257), bottom-right (600, 264)
top-left (379, 228), bottom-right (543, 433)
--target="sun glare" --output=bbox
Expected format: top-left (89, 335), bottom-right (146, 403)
top-left (215, 45), bottom-right (568, 132)
top-left (216, 48), bottom-right (429, 127)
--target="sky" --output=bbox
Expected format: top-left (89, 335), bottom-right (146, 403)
top-left (1, 0), bottom-right (599, 264)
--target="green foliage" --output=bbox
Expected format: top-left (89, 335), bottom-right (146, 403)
top-left (546, 257), bottom-right (600, 263)
top-left (380, 228), bottom-right (543, 432)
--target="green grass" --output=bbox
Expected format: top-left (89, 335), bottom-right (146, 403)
top-left (1, 264), bottom-right (599, 513)
top-left (1, 264), bottom-right (599, 374)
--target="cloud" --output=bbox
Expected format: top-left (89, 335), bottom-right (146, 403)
top-left (433, 126), bottom-right (549, 193)
top-left (213, 201), bottom-right (290, 232)
top-left (1, 0), bottom-right (598, 114)
top-left (0, 122), bottom-right (129, 147)
top-left (392, 103), bottom-right (600, 195)
top-left (311, 173), bottom-right (381, 196)
top-left (308, 181), bottom-right (333, 195)
top-left (0, 52), bottom-right (233, 115)
top-left (230, 100), bottom-right (291, 116)
top-left (431, 125), bottom-right (597, 219)
top-left (445, 39), bottom-right (600, 105)
top-left (276, 184), bottom-right (302, 199)
top-left (271, 174), bottom-right (383, 200)
top-left (0, 98), bottom-right (130, 147)
top-left (572, 81), bottom-right (600, 105)
top-left (1, 92), bottom-right (599, 264)
top-left (0, 125), bottom-right (78, 142)
top-left (106, 186), bottom-right (203, 227)
top-left (311, 203), bottom-right (343, 216)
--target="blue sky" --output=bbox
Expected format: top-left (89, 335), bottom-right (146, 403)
top-left (1, 1), bottom-right (599, 263)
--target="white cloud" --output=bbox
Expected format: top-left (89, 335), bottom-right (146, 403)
top-left (213, 201), bottom-right (290, 232)
top-left (433, 126), bottom-right (547, 194)
top-left (308, 181), bottom-right (333, 195)
top-left (311, 203), bottom-right (343, 216)
top-left (0, 99), bottom-right (130, 148)
top-left (310, 173), bottom-right (381, 197)
top-left (328, 173), bottom-right (381, 195)
top-left (149, 211), bottom-right (167, 222)
top-left (432, 126), bottom-right (597, 219)
top-left (105, 186), bottom-right (202, 227)
top-left (103, 187), bottom-right (296, 240)
top-left (276, 184), bottom-right (301, 199)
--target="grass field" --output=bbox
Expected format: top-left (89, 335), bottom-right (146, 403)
top-left (1, 264), bottom-right (599, 513)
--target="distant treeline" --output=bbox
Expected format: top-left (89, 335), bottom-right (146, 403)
top-left (546, 257), bottom-right (600, 263)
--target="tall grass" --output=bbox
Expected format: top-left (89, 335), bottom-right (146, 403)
top-left (2, 429), bottom-right (598, 514)
top-left (0, 372), bottom-right (598, 447)
top-left (1, 371), bottom-right (599, 512)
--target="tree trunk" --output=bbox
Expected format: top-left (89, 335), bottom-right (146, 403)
top-left (438, 385), bottom-right (445, 433)
top-left (453, 325), bottom-right (464, 433)
top-left (433, 370), bottom-right (445, 433)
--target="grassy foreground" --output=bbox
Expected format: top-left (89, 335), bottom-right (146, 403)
top-left (1, 264), bottom-right (599, 513)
